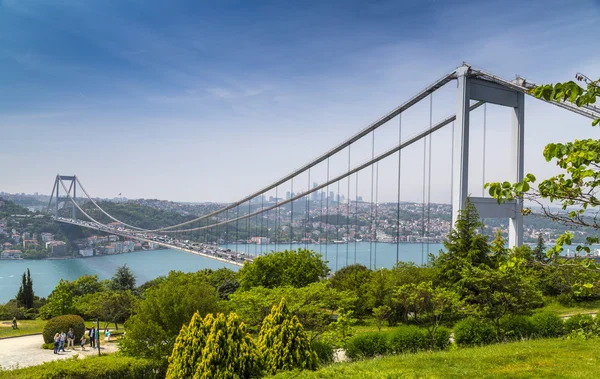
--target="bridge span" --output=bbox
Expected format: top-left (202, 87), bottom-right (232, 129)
top-left (54, 217), bottom-right (250, 267)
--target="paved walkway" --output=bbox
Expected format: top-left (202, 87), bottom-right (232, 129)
top-left (0, 334), bottom-right (119, 370)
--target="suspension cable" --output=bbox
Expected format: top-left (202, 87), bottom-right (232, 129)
top-left (346, 146), bottom-right (351, 267)
top-left (374, 161), bottom-right (379, 269)
top-left (370, 130), bottom-right (375, 270)
top-left (290, 176), bottom-right (294, 251)
top-left (325, 158), bottom-right (330, 262)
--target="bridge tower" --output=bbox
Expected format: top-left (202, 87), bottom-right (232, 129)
top-left (47, 175), bottom-right (78, 219)
top-left (452, 65), bottom-right (524, 247)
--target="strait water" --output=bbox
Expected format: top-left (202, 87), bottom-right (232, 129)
top-left (0, 242), bottom-right (442, 303)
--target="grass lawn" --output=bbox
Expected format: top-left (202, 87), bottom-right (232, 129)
top-left (538, 299), bottom-right (600, 317)
top-left (273, 338), bottom-right (600, 379)
top-left (353, 318), bottom-right (396, 336)
top-left (0, 319), bottom-right (45, 339)
top-left (83, 321), bottom-right (125, 331)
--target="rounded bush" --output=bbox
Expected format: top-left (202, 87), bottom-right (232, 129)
top-left (453, 317), bottom-right (497, 347)
top-left (500, 315), bottom-right (536, 341)
top-left (42, 314), bottom-right (85, 344)
top-left (531, 312), bottom-right (564, 338)
top-left (564, 314), bottom-right (595, 333)
top-left (388, 325), bottom-right (427, 353)
top-left (432, 326), bottom-right (452, 350)
top-left (345, 332), bottom-right (390, 360)
top-left (311, 339), bottom-right (334, 365)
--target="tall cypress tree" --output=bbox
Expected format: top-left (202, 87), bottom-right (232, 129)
top-left (25, 268), bottom-right (34, 309)
top-left (16, 272), bottom-right (26, 308)
top-left (258, 298), bottom-right (318, 374)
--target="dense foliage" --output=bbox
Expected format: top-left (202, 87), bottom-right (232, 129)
top-left (42, 314), bottom-right (85, 344)
top-left (238, 249), bottom-right (329, 290)
top-left (120, 271), bottom-right (220, 362)
top-left (0, 355), bottom-right (165, 379)
top-left (166, 312), bottom-right (213, 379)
top-left (258, 298), bottom-right (318, 374)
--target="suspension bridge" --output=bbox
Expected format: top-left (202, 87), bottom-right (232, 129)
top-left (47, 63), bottom-right (600, 270)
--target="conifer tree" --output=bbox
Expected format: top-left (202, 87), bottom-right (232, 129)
top-left (533, 233), bottom-right (546, 262)
top-left (433, 199), bottom-right (492, 286)
top-left (194, 312), bottom-right (261, 379)
top-left (258, 298), bottom-right (318, 375)
top-left (16, 269), bottom-right (34, 309)
top-left (166, 312), bottom-right (214, 379)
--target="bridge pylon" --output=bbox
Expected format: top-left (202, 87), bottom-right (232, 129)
top-left (452, 65), bottom-right (524, 247)
top-left (47, 175), bottom-right (78, 219)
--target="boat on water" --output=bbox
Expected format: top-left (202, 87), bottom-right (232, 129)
top-left (333, 240), bottom-right (345, 244)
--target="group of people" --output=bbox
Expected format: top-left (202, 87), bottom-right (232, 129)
top-left (51, 326), bottom-right (111, 354)
top-left (52, 328), bottom-right (77, 354)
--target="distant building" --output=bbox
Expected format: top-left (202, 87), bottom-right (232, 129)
top-left (22, 232), bottom-right (31, 240)
top-left (104, 245), bottom-right (116, 255)
top-left (109, 235), bottom-right (119, 242)
top-left (41, 233), bottom-right (54, 243)
top-left (46, 241), bottom-right (68, 256)
top-left (12, 234), bottom-right (20, 244)
top-left (249, 236), bottom-right (271, 244)
top-left (22, 239), bottom-right (38, 249)
top-left (1, 250), bottom-right (22, 259)
top-left (79, 248), bottom-right (94, 257)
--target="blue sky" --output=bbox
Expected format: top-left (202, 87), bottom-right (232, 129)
top-left (1, 0), bottom-right (599, 203)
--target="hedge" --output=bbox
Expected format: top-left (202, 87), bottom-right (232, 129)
top-left (345, 332), bottom-right (390, 360)
top-left (453, 317), bottom-right (497, 347)
top-left (564, 314), bottom-right (595, 333)
top-left (42, 315), bottom-right (86, 344)
top-left (500, 315), bottom-right (536, 341)
top-left (0, 355), bottom-right (165, 379)
top-left (311, 339), bottom-right (335, 365)
top-left (531, 312), bottom-right (564, 338)
top-left (388, 325), bottom-right (427, 354)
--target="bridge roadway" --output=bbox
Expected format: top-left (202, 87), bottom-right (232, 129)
top-left (54, 217), bottom-right (250, 267)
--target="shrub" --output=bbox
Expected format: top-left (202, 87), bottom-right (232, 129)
top-left (531, 312), bottom-right (564, 338)
top-left (345, 332), bottom-right (390, 360)
top-left (500, 315), bottom-right (536, 341)
top-left (453, 317), bottom-right (497, 347)
top-left (432, 326), bottom-right (452, 350)
top-left (388, 325), bottom-right (427, 353)
top-left (258, 298), bottom-right (318, 374)
top-left (166, 312), bottom-right (213, 379)
top-left (0, 355), bottom-right (165, 379)
top-left (42, 314), bottom-right (85, 344)
top-left (564, 314), bottom-right (595, 333)
top-left (311, 339), bottom-right (334, 365)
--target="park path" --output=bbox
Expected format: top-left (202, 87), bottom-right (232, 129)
top-left (0, 334), bottom-right (118, 370)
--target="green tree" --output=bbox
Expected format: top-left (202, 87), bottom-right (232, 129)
top-left (393, 281), bottom-right (462, 349)
top-left (238, 249), bottom-right (329, 290)
top-left (71, 274), bottom-right (104, 297)
top-left (166, 312), bottom-right (214, 379)
top-left (16, 269), bottom-right (34, 310)
top-left (372, 305), bottom-right (391, 332)
top-left (194, 312), bottom-right (261, 379)
top-left (110, 264), bottom-right (136, 291)
top-left (258, 298), bottom-right (318, 374)
top-left (74, 290), bottom-right (137, 330)
top-left (432, 199), bottom-right (493, 286)
top-left (486, 73), bottom-right (600, 257)
top-left (329, 264), bottom-right (373, 317)
top-left (120, 271), bottom-right (220, 362)
top-left (458, 265), bottom-right (543, 336)
top-left (39, 279), bottom-right (74, 319)
top-left (534, 233), bottom-right (547, 262)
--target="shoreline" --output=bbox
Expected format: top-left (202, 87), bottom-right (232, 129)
top-left (0, 248), bottom-right (164, 261)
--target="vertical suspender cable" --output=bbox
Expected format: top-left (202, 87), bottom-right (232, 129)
top-left (374, 161), bottom-right (379, 269)
top-left (236, 206), bottom-right (239, 254)
top-left (450, 121), bottom-right (455, 211)
top-left (370, 130), bottom-right (375, 270)
top-left (354, 172), bottom-right (359, 264)
top-left (275, 186), bottom-right (279, 252)
top-left (396, 113), bottom-right (402, 264)
top-left (266, 196), bottom-right (269, 254)
top-left (290, 177), bottom-right (294, 251)
top-left (319, 174), bottom-right (323, 255)
top-left (347, 146), bottom-right (351, 267)
top-left (246, 201), bottom-right (250, 255)
top-left (336, 180), bottom-right (341, 271)
top-left (426, 94), bottom-right (433, 263)
top-left (260, 195), bottom-right (264, 255)
top-left (306, 169), bottom-right (311, 250)
top-left (421, 116), bottom-right (427, 266)
top-left (325, 158), bottom-right (330, 262)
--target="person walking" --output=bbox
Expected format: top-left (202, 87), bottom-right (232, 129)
top-left (12, 316), bottom-right (17, 330)
top-left (80, 334), bottom-right (87, 351)
top-left (89, 326), bottom-right (96, 348)
top-left (67, 328), bottom-right (75, 349)
top-left (59, 331), bottom-right (66, 352)
top-left (53, 333), bottom-right (60, 354)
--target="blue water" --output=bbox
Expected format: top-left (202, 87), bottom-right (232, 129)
top-left (0, 242), bottom-right (443, 303)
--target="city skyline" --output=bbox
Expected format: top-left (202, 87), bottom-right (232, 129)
top-left (1, 1), bottom-right (599, 204)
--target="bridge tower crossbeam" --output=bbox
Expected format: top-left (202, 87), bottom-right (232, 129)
top-left (48, 175), bottom-right (78, 219)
